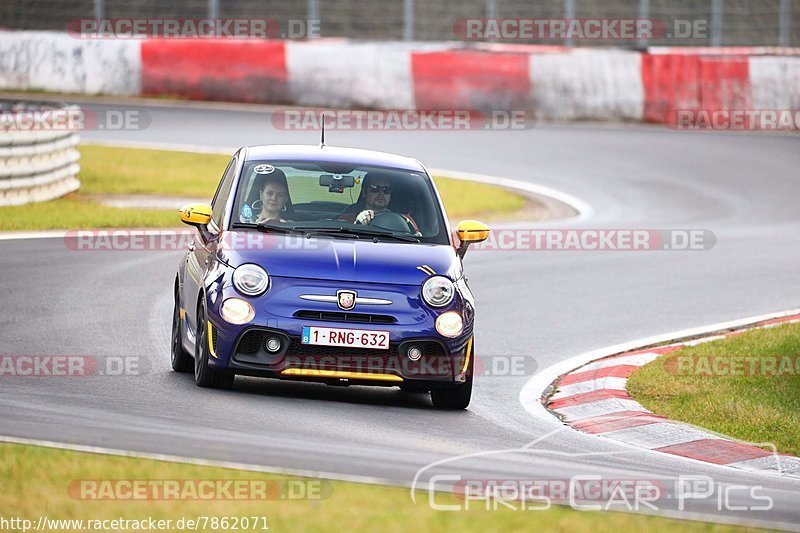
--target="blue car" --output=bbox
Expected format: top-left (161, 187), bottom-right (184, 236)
top-left (172, 145), bottom-right (489, 409)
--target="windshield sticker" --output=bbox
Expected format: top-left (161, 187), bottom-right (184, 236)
top-left (254, 164), bottom-right (275, 174)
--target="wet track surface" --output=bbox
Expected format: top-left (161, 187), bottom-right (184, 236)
top-left (1, 102), bottom-right (799, 528)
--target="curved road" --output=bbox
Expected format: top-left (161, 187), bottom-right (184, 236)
top-left (1, 102), bottom-right (799, 528)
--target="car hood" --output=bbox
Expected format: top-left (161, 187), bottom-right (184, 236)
top-left (218, 232), bottom-right (461, 285)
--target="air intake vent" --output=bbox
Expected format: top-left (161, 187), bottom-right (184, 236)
top-left (238, 330), bottom-right (263, 354)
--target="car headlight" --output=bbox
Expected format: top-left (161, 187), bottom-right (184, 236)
top-left (436, 311), bottom-right (464, 338)
top-left (233, 264), bottom-right (269, 296)
top-left (422, 276), bottom-right (455, 308)
top-left (221, 298), bottom-right (255, 324)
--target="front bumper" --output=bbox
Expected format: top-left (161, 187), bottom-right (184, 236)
top-left (204, 277), bottom-right (474, 385)
top-left (223, 326), bottom-right (471, 385)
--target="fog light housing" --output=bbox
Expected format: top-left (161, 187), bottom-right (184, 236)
top-left (220, 297), bottom-right (255, 325)
top-left (436, 311), bottom-right (463, 338)
top-left (407, 346), bottom-right (422, 361)
top-left (265, 337), bottom-right (282, 353)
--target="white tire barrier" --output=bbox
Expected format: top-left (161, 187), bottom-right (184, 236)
top-left (0, 102), bottom-right (81, 206)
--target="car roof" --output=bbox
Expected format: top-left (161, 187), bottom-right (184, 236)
top-left (243, 145), bottom-right (426, 173)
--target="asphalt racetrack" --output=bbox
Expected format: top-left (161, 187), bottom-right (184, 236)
top-left (1, 102), bottom-right (799, 529)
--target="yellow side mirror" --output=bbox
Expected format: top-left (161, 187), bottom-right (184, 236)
top-left (179, 203), bottom-right (212, 227)
top-left (456, 220), bottom-right (489, 258)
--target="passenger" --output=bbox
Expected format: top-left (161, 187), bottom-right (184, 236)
top-left (242, 169), bottom-right (293, 223)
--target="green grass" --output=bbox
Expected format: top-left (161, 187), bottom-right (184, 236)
top-left (627, 322), bottom-right (800, 456)
top-left (77, 144), bottom-right (230, 197)
top-left (435, 178), bottom-right (525, 220)
top-left (0, 196), bottom-right (176, 231)
top-left (0, 442), bottom-right (755, 532)
top-left (0, 144), bottom-right (526, 231)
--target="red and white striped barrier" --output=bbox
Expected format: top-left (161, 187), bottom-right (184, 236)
top-left (141, 38), bottom-right (288, 103)
top-left (546, 314), bottom-right (800, 477)
top-left (1, 31), bottom-right (798, 125)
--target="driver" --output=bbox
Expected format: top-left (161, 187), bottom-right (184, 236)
top-left (340, 173), bottom-right (420, 233)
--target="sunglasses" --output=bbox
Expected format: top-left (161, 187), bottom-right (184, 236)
top-left (366, 184), bottom-right (392, 194)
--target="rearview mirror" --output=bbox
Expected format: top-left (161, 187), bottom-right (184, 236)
top-left (456, 220), bottom-right (490, 258)
top-left (319, 174), bottom-right (355, 193)
top-left (179, 203), bottom-right (212, 227)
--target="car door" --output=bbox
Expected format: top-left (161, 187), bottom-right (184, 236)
top-left (183, 154), bottom-right (239, 342)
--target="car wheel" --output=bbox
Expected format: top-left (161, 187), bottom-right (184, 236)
top-left (194, 304), bottom-right (235, 389)
top-left (430, 340), bottom-right (474, 410)
top-left (170, 292), bottom-right (192, 373)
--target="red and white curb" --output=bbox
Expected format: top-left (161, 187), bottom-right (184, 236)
top-left (544, 313), bottom-right (800, 479)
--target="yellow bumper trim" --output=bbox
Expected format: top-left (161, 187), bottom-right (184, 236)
top-left (280, 368), bottom-right (403, 382)
top-left (207, 321), bottom-right (218, 359)
top-left (461, 337), bottom-right (474, 374)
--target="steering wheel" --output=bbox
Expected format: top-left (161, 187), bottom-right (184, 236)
top-left (371, 211), bottom-right (414, 233)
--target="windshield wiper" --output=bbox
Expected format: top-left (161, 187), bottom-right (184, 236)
top-left (256, 222), bottom-right (359, 240)
top-left (305, 226), bottom-right (420, 243)
top-left (255, 222), bottom-right (302, 234)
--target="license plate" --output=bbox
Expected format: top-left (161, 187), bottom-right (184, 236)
top-left (301, 326), bottom-right (390, 350)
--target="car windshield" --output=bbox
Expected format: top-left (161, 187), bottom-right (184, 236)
top-left (230, 160), bottom-right (449, 244)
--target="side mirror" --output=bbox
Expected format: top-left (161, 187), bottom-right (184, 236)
top-left (179, 203), bottom-right (212, 228)
top-left (456, 220), bottom-right (490, 259)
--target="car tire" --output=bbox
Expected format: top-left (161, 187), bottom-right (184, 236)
top-left (430, 341), bottom-right (473, 410)
top-left (194, 304), bottom-right (235, 389)
top-left (170, 292), bottom-right (192, 373)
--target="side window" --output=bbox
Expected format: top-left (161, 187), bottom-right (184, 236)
top-left (211, 157), bottom-right (237, 228)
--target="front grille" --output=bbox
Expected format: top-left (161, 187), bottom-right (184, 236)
top-left (294, 310), bottom-right (396, 324)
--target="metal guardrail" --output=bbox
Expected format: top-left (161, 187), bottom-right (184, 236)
top-left (1, 0), bottom-right (797, 47)
top-left (0, 101), bottom-right (81, 206)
